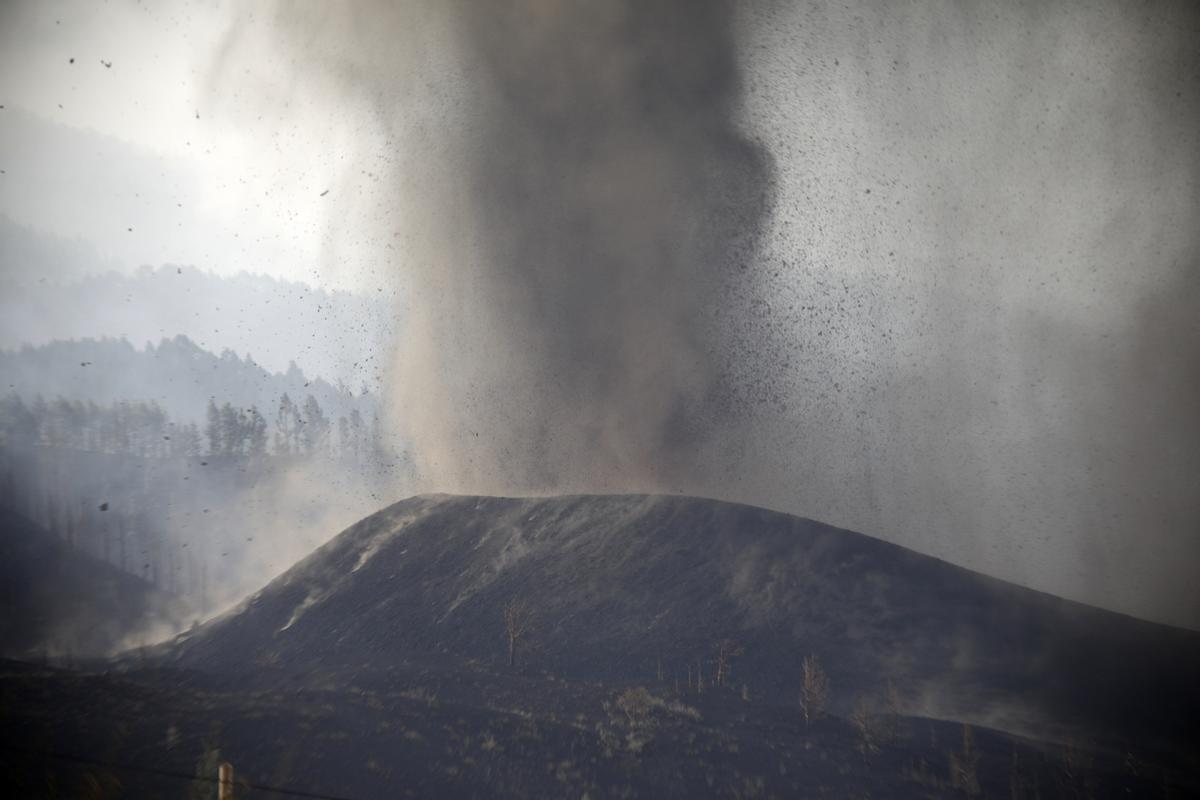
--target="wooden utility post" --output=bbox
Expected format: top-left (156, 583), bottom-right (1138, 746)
top-left (218, 761), bottom-right (234, 800)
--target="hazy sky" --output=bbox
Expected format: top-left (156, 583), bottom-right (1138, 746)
top-left (1, 0), bottom-right (1197, 628)
top-left (0, 0), bottom-right (388, 292)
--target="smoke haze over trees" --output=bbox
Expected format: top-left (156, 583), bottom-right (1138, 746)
top-left (0, 131), bottom-right (401, 652)
top-left (0, 328), bottom-right (402, 653)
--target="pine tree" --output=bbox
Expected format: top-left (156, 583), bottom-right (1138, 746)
top-left (301, 394), bottom-right (329, 456)
top-left (219, 403), bottom-right (241, 456)
top-left (205, 399), bottom-right (221, 456)
top-left (349, 408), bottom-right (365, 464)
top-left (275, 394), bottom-right (297, 456)
top-left (247, 406), bottom-right (268, 457)
top-left (337, 416), bottom-right (350, 462)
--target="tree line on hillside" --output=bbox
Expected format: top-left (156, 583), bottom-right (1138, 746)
top-left (0, 334), bottom-right (376, 433)
top-left (0, 389), bottom-right (400, 614)
top-left (0, 392), bottom-right (384, 463)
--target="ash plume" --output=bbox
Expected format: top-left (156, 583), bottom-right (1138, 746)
top-left (392, 1), bottom-right (774, 493)
top-left (212, 1), bottom-right (774, 494)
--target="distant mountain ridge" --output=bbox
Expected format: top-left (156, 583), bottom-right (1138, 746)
top-left (0, 334), bottom-right (375, 428)
top-left (0, 260), bottom-right (394, 390)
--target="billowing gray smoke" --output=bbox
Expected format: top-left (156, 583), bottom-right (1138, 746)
top-left (386, 1), bottom-right (772, 493)
top-left (222, 1), bottom-right (771, 492)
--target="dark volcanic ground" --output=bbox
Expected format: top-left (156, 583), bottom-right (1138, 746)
top-left (3, 493), bottom-right (1199, 797)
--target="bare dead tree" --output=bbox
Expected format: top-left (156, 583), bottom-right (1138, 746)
top-left (714, 639), bottom-right (744, 688)
top-left (799, 653), bottom-right (830, 729)
top-left (949, 724), bottom-right (981, 797)
top-left (503, 597), bottom-right (532, 668)
top-left (850, 695), bottom-right (881, 761)
top-left (1010, 749), bottom-right (1029, 800)
top-left (882, 677), bottom-right (903, 743)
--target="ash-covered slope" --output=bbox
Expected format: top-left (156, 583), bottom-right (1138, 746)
top-left (168, 493), bottom-right (1200, 747)
top-left (0, 508), bottom-right (191, 657)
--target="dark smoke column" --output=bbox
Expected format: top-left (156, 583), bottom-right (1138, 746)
top-left (397, 1), bottom-right (773, 492)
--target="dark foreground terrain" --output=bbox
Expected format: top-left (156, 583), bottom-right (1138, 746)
top-left (2, 493), bottom-right (1198, 797)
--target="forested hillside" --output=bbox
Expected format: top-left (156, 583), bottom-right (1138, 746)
top-left (0, 335), bottom-right (406, 636)
top-left (0, 334), bottom-right (376, 428)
